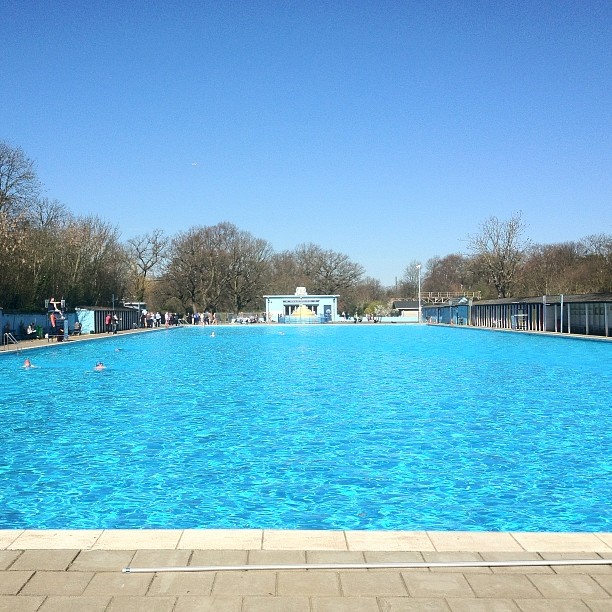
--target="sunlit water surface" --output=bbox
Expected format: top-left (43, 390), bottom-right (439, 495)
top-left (1, 324), bottom-right (610, 531)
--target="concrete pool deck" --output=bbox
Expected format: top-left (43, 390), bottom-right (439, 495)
top-left (1, 530), bottom-right (612, 610)
top-left (1, 325), bottom-right (163, 354)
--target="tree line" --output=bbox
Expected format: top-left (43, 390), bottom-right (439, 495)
top-left (1, 141), bottom-right (610, 316)
top-left (399, 213), bottom-right (612, 301)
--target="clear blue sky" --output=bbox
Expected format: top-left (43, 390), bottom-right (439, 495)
top-left (3, 0), bottom-right (611, 286)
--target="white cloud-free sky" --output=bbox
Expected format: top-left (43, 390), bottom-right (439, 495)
top-left (2, 0), bottom-right (610, 285)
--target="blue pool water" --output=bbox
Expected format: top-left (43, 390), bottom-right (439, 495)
top-left (1, 325), bottom-right (611, 531)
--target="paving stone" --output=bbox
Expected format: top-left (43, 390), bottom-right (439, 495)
top-left (401, 572), bottom-right (474, 597)
top-left (529, 574), bottom-right (610, 598)
top-left (582, 600), bottom-right (612, 611)
top-left (346, 530), bottom-right (434, 552)
top-left (308, 550), bottom-right (366, 564)
top-left (0, 531), bottom-right (23, 550)
top-left (593, 574), bottom-right (612, 592)
top-left (465, 573), bottom-right (544, 598)
top-left (243, 595), bottom-right (311, 611)
top-left (422, 551), bottom-right (491, 573)
top-left (490, 566), bottom-right (555, 575)
top-left (94, 530), bottom-right (181, 550)
top-left (180, 530), bottom-right (262, 550)
top-left (0, 551), bottom-right (22, 570)
top-left (11, 550), bottom-right (78, 571)
top-left (130, 548), bottom-right (191, 569)
top-left (9, 531), bottom-right (101, 550)
top-left (482, 552), bottom-right (543, 562)
top-left (38, 595), bottom-right (112, 611)
top-left (596, 535), bottom-right (612, 549)
top-left (82, 571), bottom-right (153, 596)
top-left (311, 596), bottom-right (381, 611)
top-left (482, 552), bottom-right (554, 574)
top-left (377, 597), bottom-right (452, 611)
top-left (339, 570), bottom-right (408, 596)
top-left (512, 533), bottom-right (610, 553)
top-left (428, 532), bottom-right (522, 552)
top-left (106, 595), bottom-right (176, 611)
top-left (447, 597), bottom-right (521, 611)
top-left (148, 572), bottom-right (214, 595)
top-left (70, 549), bottom-right (135, 571)
top-left (0, 595), bottom-right (44, 611)
top-left (552, 563), bottom-right (612, 574)
top-left (277, 570), bottom-right (340, 595)
top-left (211, 570), bottom-right (276, 596)
top-left (543, 553), bottom-right (612, 574)
top-left (248, 549), bottom-right (306, 565)
top-left (264, 529), bottom-right (346, 551)
top-left (364, 551), bottom-right (428, 571)
top-left (190, 549), bottom-right (248, 566)
top-left (174, 595), bottom-right (243, 611)
top-left (364, 551), bottom-right (424, 563)
top-left (20, 570), bottom-right (93, 596)
top-left (3, 539), bottom-right (612, 609)
top-left (514, 600), bottom-right (592, 611)
top-left (0, 570), bottom-right (34, 595)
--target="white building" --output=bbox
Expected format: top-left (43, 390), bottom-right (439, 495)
top-left (264, 287), bottom-right (339, 323)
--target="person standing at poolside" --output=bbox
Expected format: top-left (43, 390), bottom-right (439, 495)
top-left (49, 311), bottom-right (58, 338)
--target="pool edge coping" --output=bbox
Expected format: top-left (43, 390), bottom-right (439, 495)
top-left (2, 529), bottom-right (612, 553)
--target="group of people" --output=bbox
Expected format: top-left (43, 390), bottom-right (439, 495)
top-left (138, 310), bottom-right (182, 328)
top-left (191, 311), bottom-right (217, 325)
top-left (104, 313), bottom-right (120, 334)
top-left (23, 357), bottom-right (106, 371)
top-left (140, 310), bottom-right (162, 328)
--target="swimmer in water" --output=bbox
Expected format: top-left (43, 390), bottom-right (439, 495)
top-left (94, 361), bottom-right (106, 371)
top-left (23, 358), bottom-right (32, 368)
top-left (210, 331), bottom-right (215, 337)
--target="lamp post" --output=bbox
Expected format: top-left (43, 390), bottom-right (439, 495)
top-left (416, 264), bottom-right (422, 323)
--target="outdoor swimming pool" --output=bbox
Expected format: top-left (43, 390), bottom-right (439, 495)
top-left (1, 325), bottom-right (610, 531)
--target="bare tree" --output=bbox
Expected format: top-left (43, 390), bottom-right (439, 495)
top-left (164, 224), bottom-right (235, 312)
top-left (422, 254), bottom-right (477, 293)
top-left (267, 250), bottom-right (308, 294)
top-left (0, 211), bottom-right (29, 308)
top-left (222, 224), bottom-right (272, 313)
top-left (57, 216), bottom-right (127, 306)
top-left (293, 243), bottom-right (364, 294)
top-left (0, 141), bottom-right (41, 215)
top-left (518, 242), bottom-right (582, 295)
top-left (398, 260), bottom-right (422, 297)
top-left (578, 234), bottom-right (612, 292)
top-left (164, 227), bottom-right (209, 311)
top-left (344, 276), bottom-right (387, 316)
top-left (27, 198), bottom-right (70, 230)
top-left (468, 212), bottom-right (530, 298)
top-left (127, 229), bottom-right (169, 302)
top-left (517, 236), bottom-right (612, 295)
